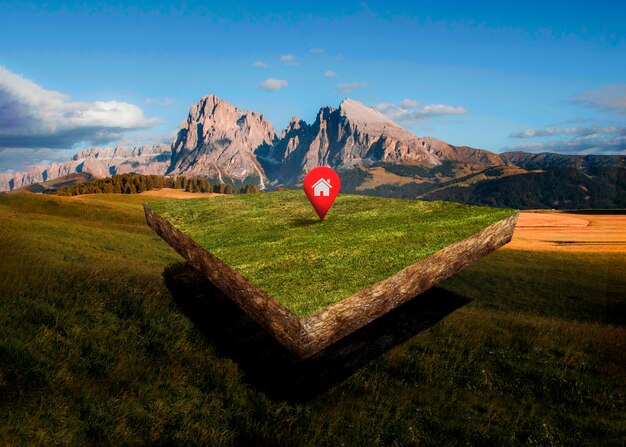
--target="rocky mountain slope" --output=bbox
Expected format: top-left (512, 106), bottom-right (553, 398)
top-left (1, 95), bottom-right (624, 202)
top-left (259, 99), bottom-right (440, 183)
top-left (167, 95), bottom-right (275, 188)
top-left (0, 144), bottom-right (170, 191)
top-left (258, 99), bottom-right (508, 184)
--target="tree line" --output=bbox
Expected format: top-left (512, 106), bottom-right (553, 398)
top-left (53, 174), bottom-right (260, 196)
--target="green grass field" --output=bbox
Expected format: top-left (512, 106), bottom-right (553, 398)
top-left (148, 191), bottom-right (515, 316)
top-left (0, 191), bottom-right (624, 445)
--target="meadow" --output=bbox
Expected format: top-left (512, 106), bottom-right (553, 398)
top-left (0, 191), bottom-right (624, 446)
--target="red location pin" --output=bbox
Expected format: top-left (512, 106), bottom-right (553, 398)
top-left (303, 166), bottom-right (341, 221)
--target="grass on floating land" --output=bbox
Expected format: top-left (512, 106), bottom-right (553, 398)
top-left (147, 190), bottom-right (516, 316)
top-left (0, 192), bottom-right (624, 445)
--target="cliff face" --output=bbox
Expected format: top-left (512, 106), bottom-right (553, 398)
top-left (167, 95), bottom-right (275, 188)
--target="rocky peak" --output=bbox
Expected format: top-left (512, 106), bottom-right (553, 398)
top-left (339, 98), bottom-right (393, 125)
top-left (281, 117), bottom-right (305, 137)
top-left (261, 98), bottom-right (448, 183)
top-left (189, 94), bottom-right (219, 117)
top-left (168, 94), bottom-right (276, 188)
top-left (317, 105), bottom-right (336, 119)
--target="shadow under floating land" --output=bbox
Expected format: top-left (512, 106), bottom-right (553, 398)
top-left (163, 263), bottom-right (471, 402)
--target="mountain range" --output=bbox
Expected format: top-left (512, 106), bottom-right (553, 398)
top-left (1, 95), bottom-right (624, 209)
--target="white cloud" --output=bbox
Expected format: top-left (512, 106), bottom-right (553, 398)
top-left (574, 84), bottom-right (626, 114)
top-left (257, 78), bottom-right (288, 91)
top-left (253, 60), bottom-right (269, 68)
top-left (324, 70), bottom-right (337, 78)
top-left (336, 82), bottom-right (368, 92)
top-left (0, 65), bottom-right (159, 150)
top-left (399, 99), bottom-right (419, 108)
top-left (280, 54), bottom-right (298, 66)
top-left (503, 133), bottom-right (626, 155)
top-left (510, 126), bottom-right (622, 138)
top-left (309, 48), bottom-right (325, 54)
top-left (374, 99), bottom-right (467, 124)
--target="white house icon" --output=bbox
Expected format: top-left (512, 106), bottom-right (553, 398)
top-left (312, 178), bottom-right (332, 197)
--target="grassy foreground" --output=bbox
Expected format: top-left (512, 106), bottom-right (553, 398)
top-left (0, 191), bottom-right (624, 445)
top-left (148, 191), bottom-right (515, 316)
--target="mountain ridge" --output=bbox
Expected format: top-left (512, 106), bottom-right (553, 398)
top-left (1, 95), bottom-right (624, 193)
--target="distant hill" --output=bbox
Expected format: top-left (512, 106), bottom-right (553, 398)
top-left (499, 152), bottom-right (624, 171)
top-left (1, 94), bottom-right (624, 209)
top-left (340, 165), bottom-right (625, 210)
top-left (420, 167), bottom-right (626, 209)
top-left (24, 173), bottom-right (96, 194)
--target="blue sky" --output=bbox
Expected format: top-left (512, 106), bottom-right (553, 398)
top-left (0, 0), bottom-right (625, 171)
